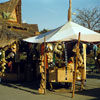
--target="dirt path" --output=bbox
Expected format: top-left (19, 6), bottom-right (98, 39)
top-left (0, 73), bottom-right (100, 100)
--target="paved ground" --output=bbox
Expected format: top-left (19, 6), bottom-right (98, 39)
top-left (0, 73), bottom-right (100, 100)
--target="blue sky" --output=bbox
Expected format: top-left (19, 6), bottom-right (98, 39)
top-left (0, 0), bottom-right (100, 31)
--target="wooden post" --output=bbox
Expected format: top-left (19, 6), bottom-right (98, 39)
top-left (44, 36), bottom-right (47, 94)
top-left (72, 32), bottom-right (81, 98)
top-left (80, 44), bottom-right (86, 90)
top-left (38, 37), bottom-right (47, 94)
top-left (83, 44), bottom-right (86, 80)
top-left (15, 42), bottom-right (20, 81)
top-left (68, 0), bottom-right (72, 21)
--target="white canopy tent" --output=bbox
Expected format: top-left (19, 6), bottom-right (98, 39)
top-left (23, 21), bottom-right (100, 43)
top-left (23, 0), bottom-right (100, 97)
top-left (23, 26), bottom-right (63, 43)
top-left (23, 21), bottom-right (100, 97)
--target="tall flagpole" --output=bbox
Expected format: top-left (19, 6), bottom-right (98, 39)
top-left (67, 0), bottom-right (77, 98)
top-left (68, 0), bottom-right (72, 21)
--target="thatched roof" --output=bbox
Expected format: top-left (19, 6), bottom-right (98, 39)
top-left (0, 0), bottom-right (39, 48)
top-left (0, 21), bottom-right (39, 48)
top-left (0, 0), bottom-right (19, 13)
top-left (0, 0), bottom-right (21, 23)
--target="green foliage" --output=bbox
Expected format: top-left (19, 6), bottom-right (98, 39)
top-left (2, 11), bottom-right (10, 19)
top-left (0, 14), bottom-right (2, 19)
top-left (40, 29), bottom-right (50, 34)
top-left (1, 11), bottom-right (14, 20)
top-left (87, 51), bottom-right (95, 69)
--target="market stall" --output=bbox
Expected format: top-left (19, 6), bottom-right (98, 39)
top-left (23, 0), bottom-right (100, 97)
top-left (23, 20), bottom-right (100, 95)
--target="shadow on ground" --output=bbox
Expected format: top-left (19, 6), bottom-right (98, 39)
top-left (76, 73), bottom-right (100, 100)
top-left (0, 73), bottom-right (100, 100)
top-left (87, 73), bottom-right (100, 79)
top-left (0, 81), bottom-right (40, 95)
top-left (76, 88), bottom-right (100, 100)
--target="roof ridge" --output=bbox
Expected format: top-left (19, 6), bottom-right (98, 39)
top-left (0, 0), bottom-right (20, 13)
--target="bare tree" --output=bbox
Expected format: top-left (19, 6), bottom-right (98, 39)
top-left (74, 7), bottom-right (100, 30)
top-left (40, 29), bottom-right (50, 34)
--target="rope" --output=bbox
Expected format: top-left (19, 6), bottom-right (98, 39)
top-left (64, 42), bottom-right (68, 80)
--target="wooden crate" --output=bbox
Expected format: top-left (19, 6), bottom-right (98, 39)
top-left (49, 63), bottom-right (74, 83)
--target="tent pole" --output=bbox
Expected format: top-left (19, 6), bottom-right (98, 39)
top-left (80, 44), bottom-right (86, 90)
top-left (44, 36), bottom-right (46, 94)
top-left (72, 32), bottom-right (81, 98)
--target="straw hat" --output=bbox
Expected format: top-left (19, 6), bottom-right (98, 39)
top-left (46, 43), bottom-right (53, 52)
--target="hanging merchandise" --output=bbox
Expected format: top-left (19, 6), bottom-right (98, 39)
top-left (39, 43), bottom-right (47, 94)
top-left (1, 50), bottom-right (7, 76)
top-left (46, 43), bottom-right (54, 68)
top-left (54, 42), bottom-right (64, 56)
top-left (54, 42), bottom-right (64, 68)
top-left (0, 50), bottom-right (1, 58)
top-left (41, 43), bottom-right (45, 55)
top-left (45, 54), bottom-right (48, 69)
top-left (53, 51), bottom-right (55, 66)
top-left (11, 43), bottom-right (17, 54)
top-left (39, 55), bottom-right (45, 94)
top-left (47, 52), bottom-right (53, 68)
top-left (46, 43), bottom-right (53, 52)
top-left (72, 43), bottom-right (84, 80)
top-left (93, 44), bottom-right (97, 59)
top-left (8, 61), bottom-right (12, 72)
top-left (64, 42), bottom-right (68, 80)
